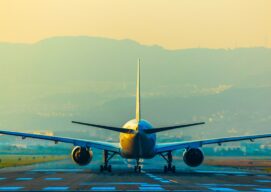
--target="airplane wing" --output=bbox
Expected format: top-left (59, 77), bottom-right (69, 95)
top-left (155, 133), bottom-right (271, 153)
top-left (0, 130), bottom-right (120, 153)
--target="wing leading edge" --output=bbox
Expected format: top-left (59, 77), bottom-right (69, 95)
top-left (155, 133), bottom-right (271, 153)
top-left (0, 130), bottom-right (120, 153)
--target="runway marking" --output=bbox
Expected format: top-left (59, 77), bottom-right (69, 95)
top-left (31, 169), bottom-right (83, 172)
top-left (224, 184), bottom-right (257, 187)
top-left (90, 186), bottom-right (116, 191)
top-left (255, 189), bottom-right (271, 192)
top-left (195, 170), bottom-right (249, 175)
top-left (208, 187), bottom-right (237, 191)
top-left (139, 186), bottom-right (165, 191)
top-left (16, 177), bottom-right (33, 181)
top-left (0, 187), bottom-right (24, 191)
top-left (153, 177), bottom-right (163, 180)
top-left (43, 186), bottom-right (69, 191)
top-left (170, 189), bottom-right (208, 192)
top-left (255, 180), bottom-right (271, 183)
top-left (171, 191), bottom-right (206, 192)
top-left (140, 184), bottom-right (161, 187)
top-left (198, 183), bottom-right (258, 187)
top-left (44, 177), bottom-right (63, 181)
top-left (110, 182), bottom-right (148, 185)
top-left (144, 172), bottom-right (171, 184)
top-left (80, 182), bottom-right (149, 185)
top-left (160, 180), bottom-right (171, 183)
top-left (257, 175), bottom-right (268, 177)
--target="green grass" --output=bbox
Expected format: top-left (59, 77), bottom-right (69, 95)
top-left (0, 154), bottom-right (68, 168)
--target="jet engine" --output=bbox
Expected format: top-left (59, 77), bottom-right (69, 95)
top-left (183, 148), bottom-right (204, 167)
top-left (71, 146), bottom-right (93, 166)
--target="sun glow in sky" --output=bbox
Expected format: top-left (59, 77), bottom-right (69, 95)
top-left (0, 0), bottom-right (270, 49)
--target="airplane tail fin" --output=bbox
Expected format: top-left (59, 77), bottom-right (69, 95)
top-left (136, 59), bottom-right (141, 122)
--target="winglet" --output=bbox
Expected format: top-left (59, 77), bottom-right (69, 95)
top-left (136, 59), bottom-right (141, 122)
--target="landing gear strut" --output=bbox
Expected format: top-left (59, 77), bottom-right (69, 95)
top-left (100, 150), bottom-right (116, 172)
top-left (134, 158), bottom-right (142, 173)
top-left (160, 151), bottom-right (176, 173)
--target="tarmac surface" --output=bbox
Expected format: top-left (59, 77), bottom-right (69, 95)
top-left (0, 157), bottom-right (271, 191)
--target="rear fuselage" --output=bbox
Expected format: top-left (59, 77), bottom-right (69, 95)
top-left (120, 119), bottom-right (156, 158)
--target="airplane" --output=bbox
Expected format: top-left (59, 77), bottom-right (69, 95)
top-left (1, 59), bottom-right (271, 173)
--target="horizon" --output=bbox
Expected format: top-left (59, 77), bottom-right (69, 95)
top-left (0, 35), bottom-right (270, 51)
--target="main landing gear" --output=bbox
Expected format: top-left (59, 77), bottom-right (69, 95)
top-left (100, 150), bottom-right (116, 172)
top-left (160, 151), bottom-right (176, 173)
top-left (134, 158), bottom-right (142, 173)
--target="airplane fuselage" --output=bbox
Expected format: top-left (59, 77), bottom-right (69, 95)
top-left (120, 119), bottom-right (156, 159)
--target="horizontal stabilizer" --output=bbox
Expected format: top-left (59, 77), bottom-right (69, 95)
top-left (72, 121), bottom-right (135, 134)
top-left (143, 122), bottom-right (205, 134)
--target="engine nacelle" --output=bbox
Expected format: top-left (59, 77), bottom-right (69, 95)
top-left (71, 146), bottom-right (93, 166)
top-left (183, 148), bottom-right (204, 167)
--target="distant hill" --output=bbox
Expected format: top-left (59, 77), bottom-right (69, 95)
top-left (1, 36), bottom-right (271, 88)
top-left (0, 36), bottom-right (270, 142)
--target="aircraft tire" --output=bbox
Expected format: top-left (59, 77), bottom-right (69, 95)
top-left (164, 165), bottom-right (168, 173)
top-left (100, 165), bottom-right (104, 172)
top-left (108, 165), bottom-right (112, 172)
top-left (138, 166), bottom-right (141, 173)
top-left (172, 165), bottom-right (176, 173)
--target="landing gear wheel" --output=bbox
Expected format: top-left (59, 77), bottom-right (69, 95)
top-left (100, 165), bottom-right (104, 172)
top-left (138, 166), bottom-right (141, 173)
top-left (172, 165), bottom-right (176, 173)
top-left (101, 150), bottom-right (116, 172)
top-left (164, 165), bottom-right (176, 173)
top-left (164, 165), bottom-right (168, 173)
top-left (134, 165), bottom-right (141, 173)
top-left (108, 165), bottom-right (112, 172)
top-left (100, 164), bottom-right (112, 172)
top-left (160, 151), bottom-right (176, 173)
top-left (134, 158), bottom-right (141, 173)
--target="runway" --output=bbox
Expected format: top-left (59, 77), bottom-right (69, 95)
top-left (0, 157), bottom-right (271, 191)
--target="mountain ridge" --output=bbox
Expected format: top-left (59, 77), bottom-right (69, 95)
top-left (0, 36), bottom-right (270, 139)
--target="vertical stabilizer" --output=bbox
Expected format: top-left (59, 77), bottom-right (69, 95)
top-left (136, 59), bottom-right (141, 122)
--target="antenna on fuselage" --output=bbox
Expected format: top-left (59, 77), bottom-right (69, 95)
top-left (136, 59), bottom-right (141, 123)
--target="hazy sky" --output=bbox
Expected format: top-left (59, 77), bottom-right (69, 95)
top-left (0, 0), bottom-right (270, 49)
